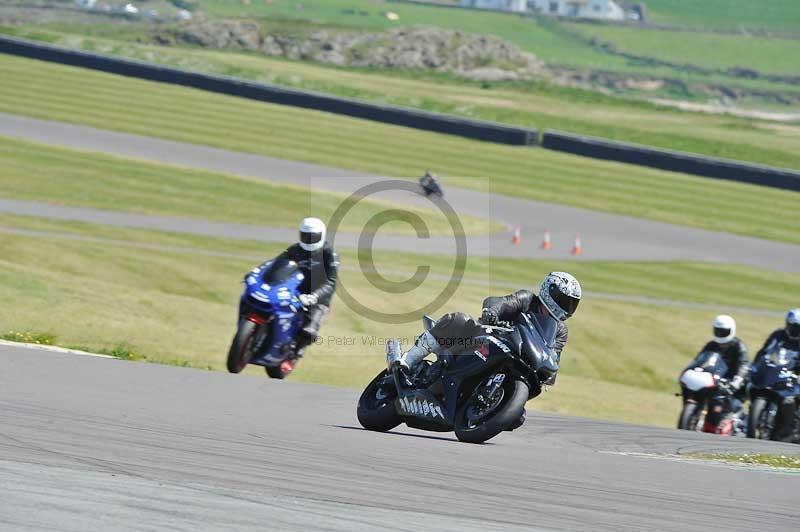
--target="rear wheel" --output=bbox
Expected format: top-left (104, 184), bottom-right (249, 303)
top-left (454, 372), bottom-right (529, 444)
top-left (747, 397), bottom-right (772, 439)
top-left (357, 371), bottom-right (401, 432)
top-left (227, 320), bottom-right (259, 374)
top-left (678, 401), bottom-right (701, 430)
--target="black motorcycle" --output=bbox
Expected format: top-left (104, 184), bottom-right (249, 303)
top-left (357, 313), bottom-right (558, 444)
top-left (419, 175), bottom-right (443, 198)
top-left (748, 344), bottom-right (800, 441)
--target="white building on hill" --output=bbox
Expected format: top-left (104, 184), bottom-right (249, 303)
top-left (460, 0), bottom-right (626, 20)
top-left (528, 0), bottom-right (626, 20)
top-left (458, 0), bottom-right (528, 13)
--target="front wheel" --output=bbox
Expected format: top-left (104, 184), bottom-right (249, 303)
top-left (454, 373), bottom-right (529, 444)
top-left (227, 319), bottom-right (259, 373)
top-left (678, 401), bottom-right (701, 430)
top-left (747, 397), bottom-right (771, 439)
top-left (357, 371), bottom-right (402, 432)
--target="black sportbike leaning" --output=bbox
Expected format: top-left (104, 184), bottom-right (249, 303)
top-left (357, 313), bottom-right (558, 444)
top-left (748, 345), bottom-right (800, 441)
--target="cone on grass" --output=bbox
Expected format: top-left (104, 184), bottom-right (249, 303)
top-left (511, 226), bottom-right (521, 245)
top-left (541, 229), bottom-right (552, 250)
top-left (571, 234), bottom-right (583, 256)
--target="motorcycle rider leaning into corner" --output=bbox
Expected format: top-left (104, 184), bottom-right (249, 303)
top-left (270, 218), bottom-right (339, 365)
top-left (389, 272), bottom-right (581, 427)
top-left (752, 309), bottom-right (800, 441)
top-left (692, 315), bottom-right (750, 413)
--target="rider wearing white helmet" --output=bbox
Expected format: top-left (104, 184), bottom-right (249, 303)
top-left (265, 218), bottom-right (339, 369)
top-left (696, 315), bottom-right (750, 391)
top-left (687, 315), bottom-right (749, 416)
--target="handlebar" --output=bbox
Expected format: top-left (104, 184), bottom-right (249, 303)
top-left (479, 319), bottom-right (514, 333)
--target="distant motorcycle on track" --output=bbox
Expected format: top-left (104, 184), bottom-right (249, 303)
top-left (419, 173), bottom-right (443, 198)
top-left (227, 259), bottom-right (305, 379)
top-left (357, 313), bottom-right (559, 444)
top-left (677, 351), bottom-right (745, 435)
top-left (748, 345), bottom-right (800, 441)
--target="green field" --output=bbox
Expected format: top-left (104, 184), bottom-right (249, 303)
top-left (567, 23), bottom-right (800, 76)
top-left (195, 0), bottom-right (800, 92)
top-left (3, 54), bottom-right (800, 245)
top-left (641, 0), bottom-right (800, 32)
top-left (0, 211), bottom-right (792, 427)
top-left (0, 135), bottom-right (494, 236)
top-left (3, 24), bottom-right (799, 172)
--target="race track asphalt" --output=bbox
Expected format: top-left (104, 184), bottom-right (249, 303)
top-left (2, 344), bottom-right (798, 532)
top-left (2, 113), bottom-right (800, 272)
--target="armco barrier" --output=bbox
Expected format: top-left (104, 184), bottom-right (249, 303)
top-left (0, 36), bottom-right (536, 146)
top-left (541, 130), bottom-right (800, 192)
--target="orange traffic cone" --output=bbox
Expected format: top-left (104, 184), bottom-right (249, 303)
top-left (511, 226), bottom-right (521, 245)
top-left (541, 229), bottom-right (552, 250)
top-left (571, 234), bottom-right (583, 256)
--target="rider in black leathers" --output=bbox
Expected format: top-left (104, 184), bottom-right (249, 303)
top-left (752, 309), bottom-right (800, 441)
top-left (271, 218), bottom-right (339, 360)
top-left (389, 272), bottom-right (580, 431)
top-left (392, 272), bottom-right (580, 387)
top-left (690, 315), bottom-right (749, 413)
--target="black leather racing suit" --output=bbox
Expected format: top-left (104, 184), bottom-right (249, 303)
top-left (692, 338), bottom-right (750, 408)
top-left (697, 338), bottom-right (750, 382)
top-left (274, 242), bottom-right (339, 350)
top-left (427, 290), bottom-right (568, 385)
top-left (754, 329), bottom-right (800, 440)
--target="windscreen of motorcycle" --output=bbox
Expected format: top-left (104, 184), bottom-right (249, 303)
top-left (689, 351), bottom-right (728, 377)
top-left (768, 347), bottom-right (799, 367)
top-left (263, 259), bottom-right (300, 283)
top-left (528, 313), bottom-right (558, 349)
top-left (680, 370), bottom-right (715, 391)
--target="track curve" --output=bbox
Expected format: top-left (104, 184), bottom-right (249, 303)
top-left (1, 113), bottom-right (800, 272)
top-left (2, 345), bottom-right (797, 532)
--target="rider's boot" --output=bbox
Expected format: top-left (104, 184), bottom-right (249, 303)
top-left (387, 330), bottom-right (440, 380)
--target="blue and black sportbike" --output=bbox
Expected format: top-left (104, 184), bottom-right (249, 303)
top-left (227, 258), bottom-right (305, 379)
top-left (748, 344), bottom-right (800, 440)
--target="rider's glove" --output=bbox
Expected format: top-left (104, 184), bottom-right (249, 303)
top-left (299, 293), bottom-right (318, 308)
top-left (481, 307), bottom-right (498, 325)
top-left (731, 376), bottom-right (744, 391)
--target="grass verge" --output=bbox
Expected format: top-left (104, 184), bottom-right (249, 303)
top-left (0, 135), bottom-right (494, 236)
top-left (2, 55), bottom-right (800, 244)
top-left (689, 453), bottom-right (800, 469)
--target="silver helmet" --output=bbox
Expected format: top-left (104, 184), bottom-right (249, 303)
top-left (787, 309), bottom-right (800, 340)
top-left (539, 272), bottom-right (581, 322)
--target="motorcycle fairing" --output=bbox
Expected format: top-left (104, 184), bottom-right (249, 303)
top-left (240, 259), bottom-right (305, 367)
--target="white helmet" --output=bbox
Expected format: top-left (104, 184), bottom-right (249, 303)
top-left (787, 309), bottom-right (800, 340)
top-left (298, 217), bottom-right (326, 252)
top-left (539, 272), bottom-right (581, 322)
top-left (712, 314), bottom-right (736, 344)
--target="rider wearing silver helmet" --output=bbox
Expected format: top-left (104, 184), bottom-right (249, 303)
top-left (753, 309), bottom-right (800, 441)
top-left (393, 272), bottom-right (581, 386)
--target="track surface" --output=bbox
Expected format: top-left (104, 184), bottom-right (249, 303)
top-left (2, 114), bottom-right (800, 272)
top-left (2, 345), bottom-right (798, 532)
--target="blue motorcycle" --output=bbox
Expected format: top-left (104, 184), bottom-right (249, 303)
top-left (227, 258), bottom-right (305, 379)
top-left (748, 344), bottom-right (800, 440)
